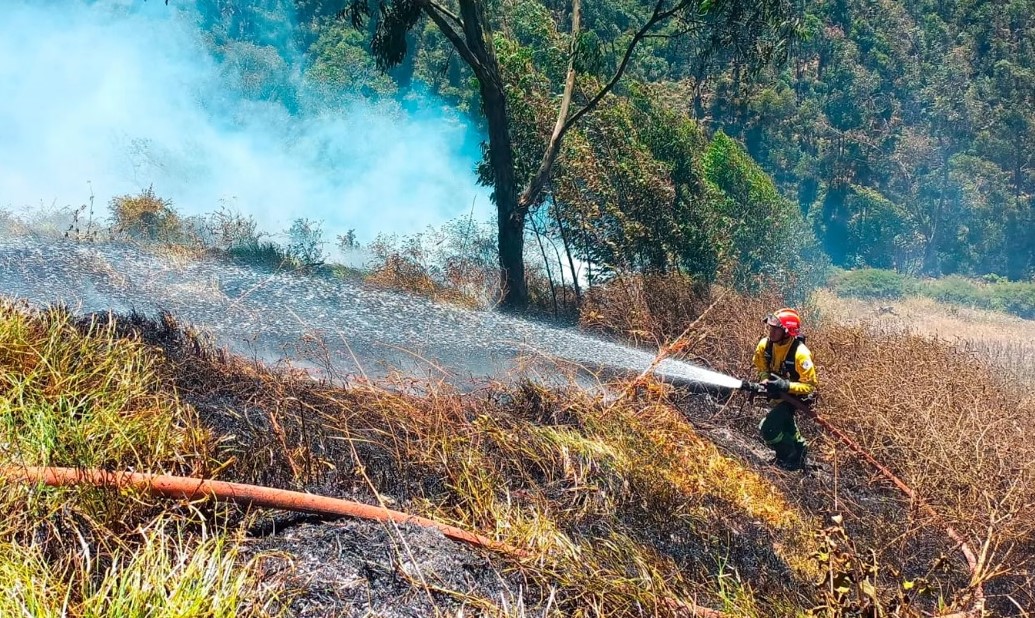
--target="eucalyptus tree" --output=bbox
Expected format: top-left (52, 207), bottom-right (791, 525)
top-left (339, 0), bottom-right (799, 310)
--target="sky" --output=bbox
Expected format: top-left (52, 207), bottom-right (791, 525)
top-left (0, 0), bottom-right (493, 247)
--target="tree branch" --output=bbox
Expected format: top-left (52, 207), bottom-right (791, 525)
top-left (565, 0), bottom-right (692, 131)
top-left (516, 0), bottom-right (581, 213)
top-left (420, 0), bottom-right (486, 79)
top-left (426, 0), bottom-right (461, 24)
top-left (517, 0), bottom-right (694, 211)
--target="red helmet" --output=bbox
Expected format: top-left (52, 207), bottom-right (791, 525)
top-left (763, 307), bottom-right (801, 337)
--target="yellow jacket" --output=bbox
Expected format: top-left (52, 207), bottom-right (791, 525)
top-left (753, 337), bottom-right (818, 397)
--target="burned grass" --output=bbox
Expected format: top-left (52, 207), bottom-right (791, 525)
top-left (586, 275), bottom-right (1035, 614)
top-left (2, 299), bottom-right (817, 616)
top-left (2, 285), bottom-right (1031, 616)
top-left (129, 311), bottom-right (821, 615)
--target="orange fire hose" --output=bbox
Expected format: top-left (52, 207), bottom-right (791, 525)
top-left (3, 465), bottom-right (729, 617)
top-left (2, 465), bottom-right (524, 557)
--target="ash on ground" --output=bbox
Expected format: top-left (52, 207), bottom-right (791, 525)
top-left (243, 517), bottom-right (534, 617)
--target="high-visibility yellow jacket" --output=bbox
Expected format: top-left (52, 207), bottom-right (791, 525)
top-left (753, 336), bottom-right (818, 397)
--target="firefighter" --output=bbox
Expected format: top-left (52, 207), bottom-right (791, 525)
top-left (753, 307), bottom-right (817, 471)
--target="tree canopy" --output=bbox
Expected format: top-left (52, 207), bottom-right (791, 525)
top-left (326, 0), bottom-right (799, 309)
top-left (223, 0), bottom-right (1035, 311)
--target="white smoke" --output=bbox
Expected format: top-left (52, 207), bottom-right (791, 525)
top-left (0, 0), bottom-right (492, 245)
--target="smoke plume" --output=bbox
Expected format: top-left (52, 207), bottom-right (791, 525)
top-left (0, 0), bottom-right (491, 245)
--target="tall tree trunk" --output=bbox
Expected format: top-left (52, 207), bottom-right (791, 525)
top-left (451, 0), bottom-right (528, 310)
top-left (1008, 134), bottom-right (1026, 280)
top-left (585, 226), bottom-right (594, 288)
top-left (924, 143), bottom-right (951, 275)
top-left (692, 63), bottom-right (707, 121)
top-left (550, 234), bottom-right (569, 312)
top-left (495, 177), bottom-right (527, 309)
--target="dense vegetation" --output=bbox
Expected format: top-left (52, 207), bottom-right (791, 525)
top-left (122, 0), bottom-right (1035, 320)
top-left (831, 268), bottom-right (1035, 318)
top-left (292, 0), bottom-right (1035, 299)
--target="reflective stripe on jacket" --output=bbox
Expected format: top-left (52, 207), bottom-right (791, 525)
top-left (753, 337), bottom-right (818, 396)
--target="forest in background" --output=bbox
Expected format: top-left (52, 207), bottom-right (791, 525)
top-left (166, 0), bottom-right (1035, 315)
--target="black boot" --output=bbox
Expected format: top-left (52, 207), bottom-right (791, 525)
top-left (777, 443), bottom-right (808, 471)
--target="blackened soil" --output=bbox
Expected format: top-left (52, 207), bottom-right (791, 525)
top-left (242, 518), bottom-right (528, 618)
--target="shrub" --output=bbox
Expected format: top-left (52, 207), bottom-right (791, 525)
top-left (207, 205), bottom-right (261, 250)
top-left (109, 187), bottom-right (182, 242)
top-left (226, 240), bottom-right (294, 271)
top-left (921, 275), bottom-right (985, 307)
top-left (286, 218), bottom-right (327, 266)
top-left (986, 281), bottom-right (1035, 319)
top-left (364, 218), bottom-right (501, 308)
top-left (830, 268), bottom-right (914, 300)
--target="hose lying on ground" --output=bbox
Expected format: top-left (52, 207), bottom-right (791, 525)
top-left (777, 395), bottom-right (987, 617)
top-left (2, 465), bottom-right (524, 556)
top-left (2, 465), bottom-right (728, 617)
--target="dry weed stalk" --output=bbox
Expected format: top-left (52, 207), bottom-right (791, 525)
top-left (582, 276), bottom-right (1034, 614)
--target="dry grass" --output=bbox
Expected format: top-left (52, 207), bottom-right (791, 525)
top-left (0, 300), bottom-right (820, 616)
top-left (813, 290), bottom-right (1035, 389)
top-left (585, 276), bottom-right (1035, 614)
top-left (5, 277), bottom-right (1034, 615)
top-left (579, 273), bottom-right (714, 347)
top-left (155, 323), bottom-right (822, 616)
top-left (364, 233), bottom-right (503, 311)
top-left (0, 302), bottom-right (275, 617)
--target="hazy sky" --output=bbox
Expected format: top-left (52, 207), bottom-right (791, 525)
top-left (0, 0), bottom-right (493, 245)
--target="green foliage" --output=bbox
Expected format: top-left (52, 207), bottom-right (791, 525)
top-left (842, 186), bottom-right (915, 270)
top-left (0, 305), bottom-right (268, 618)
top-left (704, 132), bottom-right (828, 300)
top-left (303, 0), bottom-right (1035, 297)
top-left (0, 306), bottom-right (208, 551)
top-left (227, 240), bottom-right (295, 270)
top-left (922, 275), bottom-right (985, 307)
top-left (344, 0), bottom-right (425, 71)
top-left (286, 217), bottom-right (327, 266)
top-left (305, 24), bottom-right (397, 97)
top-left (987, 281), bottom-right (1035, 319)
top-left (0, 306), bottom-right (203, 473)
top-left (813, 185), bottom-right (919, 270)
top-left (830, 268), bottom-right (916, 300)
top-left (702, 0), bottom-right (1035, 281)
top-left (922, 276), bottom-right (1035, 319)
top-left (629, 85), bottom-right (722, 281)
top-left (833, 270), bottom-right (1035, 319)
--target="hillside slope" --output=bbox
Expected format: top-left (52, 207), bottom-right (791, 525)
top-left (0, 292), bottom-right (1030, 615)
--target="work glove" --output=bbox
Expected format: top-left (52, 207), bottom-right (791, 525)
top-left (764, 377), bottom-right (790, 396)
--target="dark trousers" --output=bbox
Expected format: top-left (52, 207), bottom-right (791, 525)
top-left (759, 400), bottom-right (806, 462)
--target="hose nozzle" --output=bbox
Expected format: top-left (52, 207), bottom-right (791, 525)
top-left (740, 380), bottom-right (765, 394)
